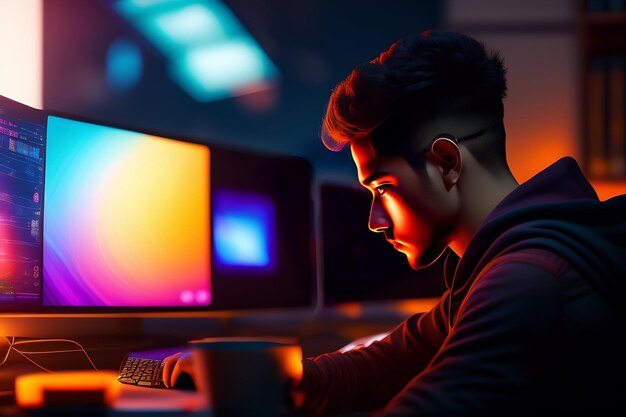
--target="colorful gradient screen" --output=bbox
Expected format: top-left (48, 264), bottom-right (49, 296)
top-left (43, 116), bottom-right (211, 307)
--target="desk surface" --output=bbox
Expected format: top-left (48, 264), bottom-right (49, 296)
top-left (114, 383), bottom-right (205, 415)
top-left (0, 301), bottom-right (437, 415)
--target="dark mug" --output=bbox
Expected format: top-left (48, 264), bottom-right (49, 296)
top-left (189, 337), bottom-right (303, 417)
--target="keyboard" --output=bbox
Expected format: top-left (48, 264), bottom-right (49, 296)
top-left (116, 346), bottom-right (189, 389)
top-left (117, 355), bottom-right (166, 388)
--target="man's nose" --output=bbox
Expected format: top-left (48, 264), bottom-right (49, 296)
top-left (368, 198), bottom-right (390, 232)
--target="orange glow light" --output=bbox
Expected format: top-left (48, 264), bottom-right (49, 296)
top-left (15, 370), bottom-right (120, 408)
top-left (590, 180), bottom-right (626, 201)
top-left (280, 345), bottom-right (304, 385)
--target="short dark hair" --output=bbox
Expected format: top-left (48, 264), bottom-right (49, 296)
top-left (321, 30), bottom-right (508, 162)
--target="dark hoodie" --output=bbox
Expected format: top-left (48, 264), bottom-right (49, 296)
top-left (298, 157), bottom-right (626, 417)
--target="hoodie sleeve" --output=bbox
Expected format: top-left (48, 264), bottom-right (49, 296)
top-left (376, 260), bottom-right (564, 417)
top-left (297, 291), bottom-right (451, 415)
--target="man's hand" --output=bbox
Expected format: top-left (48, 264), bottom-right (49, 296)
top-left (162, 351), bottom-right (195, 389)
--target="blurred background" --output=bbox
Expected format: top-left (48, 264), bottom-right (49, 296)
top-left (2, 0), bottom-right (624, 195)
top-left (1, 0), bottom-right (625, 357)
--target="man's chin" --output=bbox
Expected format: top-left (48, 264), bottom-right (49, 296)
top-left (406, 245), bottom-right (447, 270)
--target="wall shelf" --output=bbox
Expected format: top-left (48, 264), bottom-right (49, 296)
top-left (577, 0), bottom-right (626, 180)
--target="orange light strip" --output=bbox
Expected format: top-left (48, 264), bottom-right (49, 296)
top-left (15, 370), bottom-right (120, 408)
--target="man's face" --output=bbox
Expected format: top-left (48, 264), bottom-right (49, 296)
top-left (351, 139), bottom-right (459, 269)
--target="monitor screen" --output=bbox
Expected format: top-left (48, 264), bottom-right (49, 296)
top-left (0, 95), bottom-right (46, 311)
top-left (43, 115), bottom-right (211, 309)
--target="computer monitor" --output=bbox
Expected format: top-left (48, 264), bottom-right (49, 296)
top-left (207, 146), bottom-right (315, 312)
top-left (41, 113), bottom-right (316, 314)
top-left (0, 95), bottom-right (46, 312)
top-left (318, 182), bottom-right (447, 306)
top-left (0, 95), bottom-right (316, 338)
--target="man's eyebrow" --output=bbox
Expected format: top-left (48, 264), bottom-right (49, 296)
top-left (361, 171), bottom-right (390, 186)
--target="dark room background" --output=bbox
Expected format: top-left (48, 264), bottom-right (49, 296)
top-left (42, 0), bottom-right (442, 184)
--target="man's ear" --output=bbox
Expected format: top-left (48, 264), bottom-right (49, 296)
top-left (429, 137), bottom-right (462, 190)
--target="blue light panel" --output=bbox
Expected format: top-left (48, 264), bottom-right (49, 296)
top-left (215, 215), bottom-right (269, 266)
top-left (114, 0), bottom-right (279, 101)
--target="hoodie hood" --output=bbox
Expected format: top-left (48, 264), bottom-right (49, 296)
top-left (449, 156), bottom-right (626, 323)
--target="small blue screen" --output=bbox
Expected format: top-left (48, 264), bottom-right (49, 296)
top-left (213, 190), bottom-right (277, 273)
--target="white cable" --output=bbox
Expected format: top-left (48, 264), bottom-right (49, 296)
top-left (11, 338), bottom-right (98, 371)
top-left (11, 348), bottom-right (53, 373)
top-left (10, 349), bottom-right (84, 354)
top-left (0, 337), bottom-right (15, 367)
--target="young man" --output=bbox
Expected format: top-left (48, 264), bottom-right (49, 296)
top-left (295, 30), bottom-right (626, 416)
top-left (165, 31), bottom-right (626, 416)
